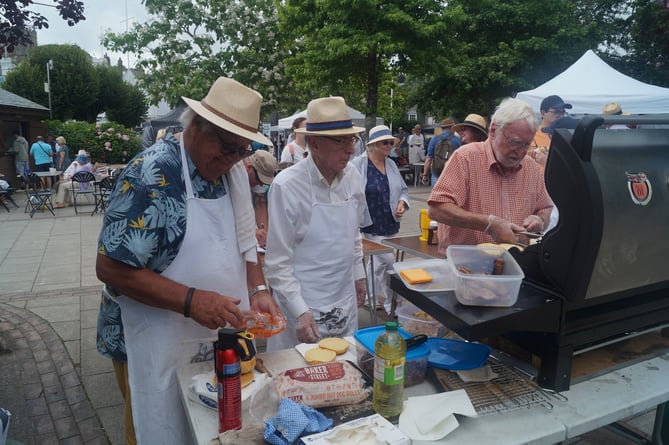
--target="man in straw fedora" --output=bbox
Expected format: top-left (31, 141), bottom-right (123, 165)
top-left (265, 96), bottom-right (369, 351)
top-left (95, 77), bottom-right (282, 444)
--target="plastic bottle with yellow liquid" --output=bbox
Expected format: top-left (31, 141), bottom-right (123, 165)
top-left (372, 321), bottom-right (406, 417)
top-left (419, 208), bottom-right (431, 241)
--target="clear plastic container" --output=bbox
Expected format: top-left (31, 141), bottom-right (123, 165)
top-left (397, 302), bottom-right (445, 337)
top-left (446, 245), bottom-right (524, 307)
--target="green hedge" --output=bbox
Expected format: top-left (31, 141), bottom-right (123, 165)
top-left (45, 120), bottom-right (142, 164)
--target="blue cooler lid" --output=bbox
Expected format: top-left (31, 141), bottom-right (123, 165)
top-left (354, 326), bottom-right (430, 360)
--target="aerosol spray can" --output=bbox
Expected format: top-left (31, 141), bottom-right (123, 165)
top-left (214, 328), bottom-right (255, 432)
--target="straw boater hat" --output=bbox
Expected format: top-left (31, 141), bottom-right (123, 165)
top-left (181, 77), bottom-right (272, 146)
top-left (452, 114), bottom-right (488, 138)
top-left (602, 102), bottom-right (623, 115)
top-left (248, 150), bottom-right (278, 185)
top-left (294, 97), bottom-right (364, 136)
top-left (366, 125), bottom-right (399, 147)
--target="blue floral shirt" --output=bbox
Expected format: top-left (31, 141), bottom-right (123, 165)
top-left (361, 162), bottom-right (399, 236)
top-left (96, 134), bottom-right (228, 362)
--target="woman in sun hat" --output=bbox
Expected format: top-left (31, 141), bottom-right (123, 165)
top-left (265, 96), bottom-right (369, 351)
top-left (452, 113), bottom-right (488, 145)
top-left (95, 77), bottom-right (282, 444)
top-left (351, 125), bottom-right (410, 315)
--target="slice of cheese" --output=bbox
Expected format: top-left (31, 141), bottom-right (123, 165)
top-left (400, 268), bottom-right (433, 284)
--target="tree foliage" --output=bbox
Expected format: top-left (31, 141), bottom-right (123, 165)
top-left (0, 0), bottom-right (85, 55)
top-left (278, 0), bottom-right (443, 130)
top-left (411, 0), bottom-right (616, 119)
top-left (102, 0), bottom-right (289, 115)
top-left (3, 44), bottom-right (146, 124)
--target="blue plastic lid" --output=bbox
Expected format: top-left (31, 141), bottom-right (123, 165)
top-left (354, 326), bottom-right (430, 360)
top-left (426, 338), bottom-right (490, 370)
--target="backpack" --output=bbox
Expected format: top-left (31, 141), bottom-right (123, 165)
top-left (431, 133), bottom-right (455, 175)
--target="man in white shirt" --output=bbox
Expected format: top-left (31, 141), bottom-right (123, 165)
top-left (265, 96), bottom-right (369, 350)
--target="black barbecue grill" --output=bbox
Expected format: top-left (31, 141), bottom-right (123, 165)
top-left (390, 115), bottom-right (669, 391)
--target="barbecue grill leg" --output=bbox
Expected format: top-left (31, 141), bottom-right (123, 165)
top-left (538, 343), bottom-right (573, 392)
top-left (652, 402), bottom-right (668, 445)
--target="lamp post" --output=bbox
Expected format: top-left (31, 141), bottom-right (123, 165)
top-left (390, 88), bottom-right (394, 133)
top-left (45, 59), bottom-right (53, 119)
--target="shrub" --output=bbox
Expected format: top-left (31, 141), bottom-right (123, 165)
top-left (45, 120), bottom-right (142, 164)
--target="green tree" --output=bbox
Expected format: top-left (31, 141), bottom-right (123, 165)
top-left (611, 0), bottom-right (669, 87)
top-left (413, 0), bottom-right (612, 118)
top-left (278, 0), bottom-right (442, 130)
top-left (4, 44), bottom-right (99, 120)
top-left (0, 0), bottom-right (85, 56)
top-left (102, 0), bottom-right (291, 115)
top-left (93, 64), bottom-right (147, 128)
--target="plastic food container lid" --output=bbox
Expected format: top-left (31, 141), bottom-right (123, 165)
top-left (426, 338), bottom-right (491, 370)
top-left (354, 326), bottom-right (430, 360)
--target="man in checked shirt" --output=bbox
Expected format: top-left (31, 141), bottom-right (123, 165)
top-left (427, 98), bottom-right (553, 257)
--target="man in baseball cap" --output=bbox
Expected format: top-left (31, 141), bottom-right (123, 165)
top-left (531, 95), bottom-right (573, 162)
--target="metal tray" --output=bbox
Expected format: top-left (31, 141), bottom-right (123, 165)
top-left (393, 258), bottom-right (455, 292)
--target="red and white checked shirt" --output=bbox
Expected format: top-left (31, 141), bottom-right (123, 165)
top-left (428, 139), bottom-right (553, 253)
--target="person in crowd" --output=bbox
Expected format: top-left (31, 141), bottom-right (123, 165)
top-left (409, 129), bottom-right (425, 165)
top-left (395, 126), bottom-right (409, 161)
top-left (264, 96), bottom-right (368, 350)
top-left (155, 128), bottom-right (167, 142)
top-left (280, 116), bottom-right (308, 166)
top-left (11, 130), bottom-right (29, 177)
top-left (452, 114), bottom-right (488, 145)
top-left (602, 102), bottom-right (632, 129)
top-left (46, 133), bottom-right (57, 160)
top-left (408, 124), bottom-right (425, 164)
top-left (530, 95), bottom-right (572, 168)
top-left (422, 118), bottom-right (461, 186)
top-left (95, 77), bottom-right (282, 444)
top-left (53, 151), bottom-right (93, 208)
top-left (29, 136), bottom-right (54, 189)
top-left (352, 125), bottom-right (410, 315)
top-left (428, 98), bottom-right (553, 256)
top-left (55, 136), bottom-right (71, 176)
top-left (120, 149), bottom-right (129, 163)
top-left (243, 149), bottom-right (278, 248)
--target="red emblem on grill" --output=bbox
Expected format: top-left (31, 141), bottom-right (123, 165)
top-left (626, 172), bottom-right (652, 205)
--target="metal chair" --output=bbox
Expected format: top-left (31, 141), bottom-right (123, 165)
top-left (21, 173), bottom-right (55, 217)
top-left (70, 171), bottom-right (97, 215)
top-left (92, 175), bottom-right (117, 215)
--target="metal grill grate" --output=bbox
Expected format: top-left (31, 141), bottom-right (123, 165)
top-left (429, 358), bottom-right (563, 416)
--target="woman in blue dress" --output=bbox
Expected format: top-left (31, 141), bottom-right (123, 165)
top-left (352, 125), bottom-right (410, 315)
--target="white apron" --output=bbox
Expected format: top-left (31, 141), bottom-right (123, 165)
top-left (118, 142), bottom-right (248, 444)
top-left (268, 168), bottom-right (359, 350)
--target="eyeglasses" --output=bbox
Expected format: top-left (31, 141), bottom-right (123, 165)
top-left (212, 126), bottom-right (253, 158)
top-left (380, 140), bottom-right (395, 146)
top-left (547, 108), bottom-right (566, 117)
top-left (321, 135), bottom-right (359, 148)
top-left (502, 131), bottom-right (532, 151)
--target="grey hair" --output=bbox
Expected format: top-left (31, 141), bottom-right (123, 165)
top-left (492, 98), bottom-right (539, 133)
top-left (180, 107), bottom-right (214, 134)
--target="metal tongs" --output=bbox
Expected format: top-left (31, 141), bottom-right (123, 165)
top-left (517, 231), bottom-right (543, 239)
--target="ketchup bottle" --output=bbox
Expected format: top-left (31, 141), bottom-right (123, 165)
top-left (214, 328), bottom-right (255, 432)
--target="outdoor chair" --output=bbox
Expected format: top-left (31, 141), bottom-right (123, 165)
top-left (21, 173), bottom-right (55, 217)
top-left (92, 175), bottom-right (117, 215)
top-left (71, 171), bottom-right (97, 215)
top-left (0, 185), bottom-right (19, 212)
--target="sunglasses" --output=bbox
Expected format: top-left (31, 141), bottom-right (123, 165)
top-left (211, 125), bottom-right (253, 158)
top-left (380, 140), bottom-right (395, 146)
